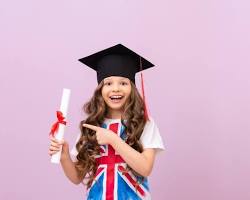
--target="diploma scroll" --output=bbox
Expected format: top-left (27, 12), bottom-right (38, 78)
top-left (51, 88), bottom-right (71, 164)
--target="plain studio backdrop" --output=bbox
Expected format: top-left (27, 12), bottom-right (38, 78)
top-left (0, 0), bottom-right (249, 200)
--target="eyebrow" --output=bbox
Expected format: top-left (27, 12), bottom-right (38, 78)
top-left (104, 78), bottom-right (129, 81)
top-left (118, 77), bottom-right (130, 82)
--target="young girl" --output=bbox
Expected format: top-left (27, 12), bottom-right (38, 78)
top-left (49, 44), bottom-right (165, 200)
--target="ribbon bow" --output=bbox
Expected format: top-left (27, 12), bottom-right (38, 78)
top-left (50, 111), bottom-right (67, 136)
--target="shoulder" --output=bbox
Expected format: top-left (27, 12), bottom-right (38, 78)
top-left (140, 116), bottom-right (165, 152)
top-left (148, 116), bottom-right (157, 124)
top-left (144, 116), bottom-right (158, 130)
top-left (141, 116), bottom-right (159, 137)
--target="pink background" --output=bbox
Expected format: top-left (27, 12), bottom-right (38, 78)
top-left (1, 0), bottom-right (250, 199)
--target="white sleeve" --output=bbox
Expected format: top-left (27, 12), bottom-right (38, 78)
top-left (140, 117), bottom-right (165, 154)
top-left (70, 133), bottom-right (81, 162)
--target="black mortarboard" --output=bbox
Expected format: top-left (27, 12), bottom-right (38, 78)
top-left (78, 44), bottom-right (154, 84)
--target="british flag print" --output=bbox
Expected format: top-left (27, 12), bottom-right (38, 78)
top-left (86, 120), bottom-right (151, 200)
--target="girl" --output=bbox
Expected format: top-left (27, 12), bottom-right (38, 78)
top-left (49, 44), bottom-right (165, 200)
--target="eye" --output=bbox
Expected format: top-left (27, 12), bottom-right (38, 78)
top-left (104, 81), bottom-right (112, 86)
top-left (120, 81), bottom-right (128, 86)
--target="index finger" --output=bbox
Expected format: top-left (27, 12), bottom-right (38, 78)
top-left (82, 123), bottom-right (99, 131)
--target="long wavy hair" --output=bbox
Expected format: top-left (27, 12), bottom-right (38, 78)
top-left (75, 80), bottom-right (147, 189)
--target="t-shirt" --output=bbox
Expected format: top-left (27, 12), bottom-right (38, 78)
top-left (70, 116), bottom-right (165, 161)
top-left (70, 116), bottom-right (165, 200)
top-left (139, 116), bottom-right (165, 153)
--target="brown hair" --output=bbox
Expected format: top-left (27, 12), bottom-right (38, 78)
top-left (75, 80), bottom-right (147, 189)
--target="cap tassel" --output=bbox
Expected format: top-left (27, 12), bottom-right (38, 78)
top-left (139, 57), bottom-right (149, 121)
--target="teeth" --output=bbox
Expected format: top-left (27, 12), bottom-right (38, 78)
top-left (110, 95), bottom-right (122, 99)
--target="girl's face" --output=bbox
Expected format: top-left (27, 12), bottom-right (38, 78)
top-left (101, 76), bottom-right (132, 113)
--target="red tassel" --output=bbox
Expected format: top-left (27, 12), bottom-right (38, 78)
top-left (139, 57), bottom-right (149, 121)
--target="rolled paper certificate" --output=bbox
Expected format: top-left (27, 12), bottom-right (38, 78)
top-left (51, 88), bottom-right (71, 164)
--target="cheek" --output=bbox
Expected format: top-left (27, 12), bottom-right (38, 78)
top-left (124, 89), bottom-right (131, 100)
top-left (101, 88), bottom-right (109, 102)
top-left (126, 87), bottom-right (132, 96)
top-left (125, 87), bottom-right (132, 101)
top-left (101, 88), bottom-right (107, 97)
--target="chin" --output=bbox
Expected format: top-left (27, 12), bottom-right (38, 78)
top-left (106, 102), bottom-right (125, 110)
top-left (108, 105), bottom-right (124, 110)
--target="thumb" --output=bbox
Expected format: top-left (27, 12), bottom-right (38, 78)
top-left (61, 139), bottom-right (69, 151)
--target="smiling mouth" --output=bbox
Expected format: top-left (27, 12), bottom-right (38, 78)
top-left (109, 95), bottom-right (124, 102)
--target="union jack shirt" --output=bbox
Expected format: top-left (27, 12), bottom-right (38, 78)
top-left (71, 117), bottom-right (165, 200)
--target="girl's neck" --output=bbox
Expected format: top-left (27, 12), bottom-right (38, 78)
top-left (106, 109), bottom-right (123, 119)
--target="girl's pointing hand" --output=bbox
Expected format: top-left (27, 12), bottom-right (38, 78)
top-left (82, 124), bottom-right (117, 145)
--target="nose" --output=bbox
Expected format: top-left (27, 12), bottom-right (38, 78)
top-left (112, 83), bottom-right (120, 92)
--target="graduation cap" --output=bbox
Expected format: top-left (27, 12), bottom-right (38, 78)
top-left (78, 44), bottom-right (154, 84)
top-left (78, 44), bottom-right (155, 120)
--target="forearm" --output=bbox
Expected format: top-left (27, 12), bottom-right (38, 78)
top-left (110, 136), bottom-right (153, 177)
top-left (60, 154), bottom-right (82, 185)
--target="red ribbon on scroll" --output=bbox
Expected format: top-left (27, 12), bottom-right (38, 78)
top-left (50, 111), bottom-right (67, 136)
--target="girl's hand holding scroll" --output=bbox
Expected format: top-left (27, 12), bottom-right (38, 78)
top-left (48, 136), bottom-right (70, 161)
